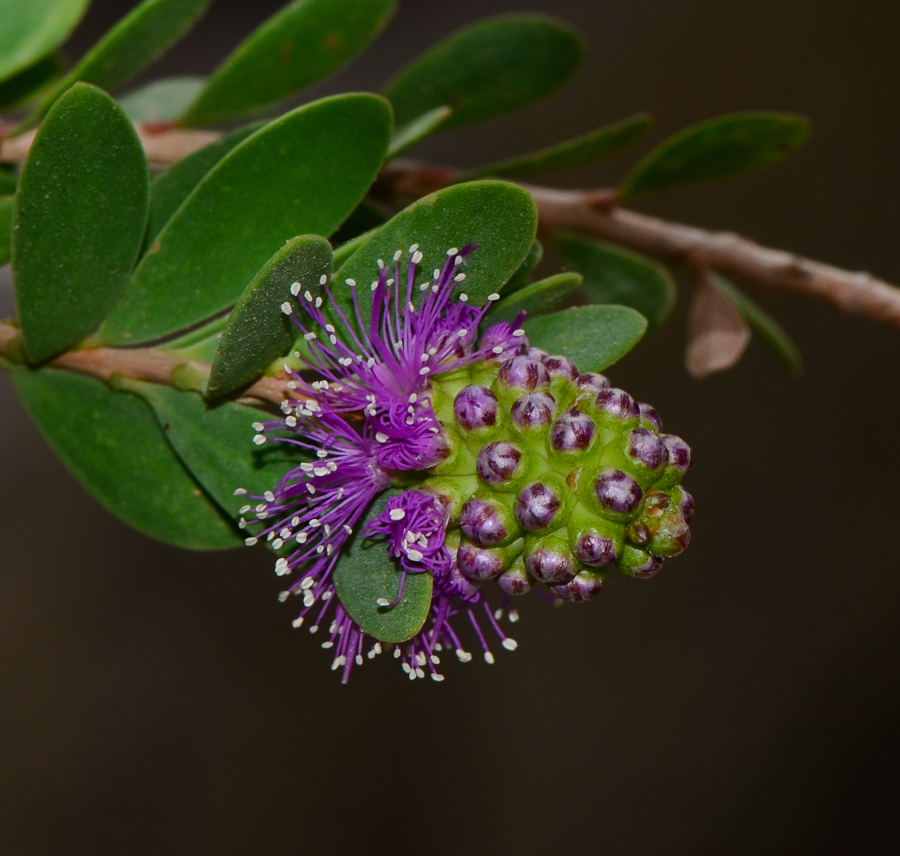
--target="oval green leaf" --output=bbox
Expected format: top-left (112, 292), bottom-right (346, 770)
top-left (709, 272), bottom-right (802, 375)
top-left (119, 75), bottom-right (206, 122)
top-left (126, 381), bottom-right (304, 520)
top-left (334, 181), bottom-right (538, 321)
top-left (384, 15), bottom-right (584, 131)
top-left (9, 365), bottom-right (239, 549)
top-left (333, 490), bottom-right (433, 644)
top-left (13, 83), bottom-right (149, 362)
top-left (99, 93), bottom-right (392, 345)
top-left (0, 0), bottom-right (89, 84)
top-left (524, 304), bottom-right (647, 372)
top-left (209, 235), bottom-right (333, 398)
top-left (28, 0), bottom-right (213, 124)
top-left (0, 195), bottom-right (13, 267)
top-left (145, 122), bottom-right (262, 248)
top-left (465, 114), bottom-right (653, 179)
top-left (388, 105), bottom-right (452, 158)
top-left (181, 0), bottom-right (395, 125)
top-left (554, 233), bottom-right (676, 331)
top-left (619, 112), bottom-right (811, 200)
top-left (483, 272), bottom-right (582, 326)
top-left (0, 53), bottom-right (63, 110)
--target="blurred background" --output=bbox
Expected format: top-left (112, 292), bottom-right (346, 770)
top-left (2, 1), bottom-right (899, 853)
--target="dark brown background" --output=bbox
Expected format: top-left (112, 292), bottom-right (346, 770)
top-left (2, 1), bottom-right (899, 853)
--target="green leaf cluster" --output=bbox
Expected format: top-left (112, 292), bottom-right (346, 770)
top-left (0, 2), bottom-right (812, 645)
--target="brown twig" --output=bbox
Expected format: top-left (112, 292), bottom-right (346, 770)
top-left (0, 320), bottom-right (293, 406)
top-left (5, 126), bottom-right (900, 328)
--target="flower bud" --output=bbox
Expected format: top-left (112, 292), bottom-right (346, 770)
top-left (638, 488), bottom-right (692, 556)
top-left (524, 537), bottom-right (577, 584)
top-left (459, 495), bottom-right (518, 547)
top-left (593, 387), bottom-right (640, 421)
top-left (511, 391), bottom-right (556, 431)
top-left (616, 544), bottom-right (663, 579)
top-left (576, 372), bottom-right (611, 393)
top-left (476, 441), bottom-right (524, 486)
top-left (497, 557), bottom-right (533, 596)
top-left (653, 433), bottom-right (692, 490)
top-left (498, 356), bottom-right (550, 391)
top-left (457, 539), bottom-right (511, 581)
top-left (628, 428), bottom-right (668, 471)
top-left (638, 402), bottom-right (663, 431)
top-left (454, 385), bottom-right (499, 433)
top-left (515, 481), bottom-right (562, 531)
top-left (551, 569), bottom-right (605, 602)
top-left (572, 529), bottom-right (619, 566)
top-left (542, 355), bottom-right (579, 381)
top-left (593, 468), bottom-right (643, 518)
top-left (549, 409), bottom-right (596, 454)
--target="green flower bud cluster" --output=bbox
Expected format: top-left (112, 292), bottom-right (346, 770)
top-left (421, 350), bottom-right (693, 603)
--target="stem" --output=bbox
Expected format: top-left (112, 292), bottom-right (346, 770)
top-left (5, 127), bottom-right (900, 327)
top-left (0, 321), bottom-right (293, 406)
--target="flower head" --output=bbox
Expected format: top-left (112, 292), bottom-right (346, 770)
top-left (241, 242), bottom-right (693, 682)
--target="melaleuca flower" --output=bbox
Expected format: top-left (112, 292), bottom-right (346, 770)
top-left (239, 244), bottom-right (693, 683)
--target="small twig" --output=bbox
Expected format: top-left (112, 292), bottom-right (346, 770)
top-left (5, 125), bottom-right (900, 328)
top-left (0, 320), bottom-right (292, 406)
top-left (0, 123), bottom-right (219, 167)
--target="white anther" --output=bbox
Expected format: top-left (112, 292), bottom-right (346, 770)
top-left (492, 346), bottom-right (504, 354)
top-left (513, 329), bottom-right (525, 336)
top-left (376, 597), bottom-right (390, 607)
top-left (431, 673), bottom-right (445, 682)
top-left (375, 432), bottom-right (389, 443)
top-left (244, 537), bottom-right (258, 546)
top-left (406, 548), bottom-right (424, 562)
top-left (502, 638), bottom-right (518, 651)
top-left (456, 649), bottom-right (472, 663)
top-left (389, 508), bottom-right (406, 521)
top-left (487, 292), bottom-right (500, 301)
top-left (253, 434), bottom-right (266, 445)
top-left (447, 247), bottom-right (458, 256)
top-left (393, 250), bottom-right (402, 261)
top-left (419, 367), bottom-right (430, 375)
top-left (484, 652), bottom-right (496, 664)
top-left (290, 282), bottom-right (301, 296)
top-left (412, 251), bottom-right (423, 264)
top-left (285, 416), bottom-right (297, 427)
top-left (304, 332), bottom-right (317, 341)
top-left (281, 302), bottom-right (292, 315)
top-left (234, 488), bottom-right (247, 496)
top-left (291, 617), bottom-right (304, 628)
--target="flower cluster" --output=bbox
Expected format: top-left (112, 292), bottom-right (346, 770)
top-left (238, 244), bottom-right (692, 682)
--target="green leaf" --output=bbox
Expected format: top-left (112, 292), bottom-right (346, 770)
top-left (334, 181), bottom-right (538, 321)
top-left (119, 75), bottom-right (205, 122)
top-left (99, 93), bottom-right (392, 345)
top-left (333, 490), bottom-right (433, 644)
top-left (524, 304), bottom-right (647, 372)
top-left (484, 272), bottom-right (582, 326)
top-left (0, 53), bottom-right (62, 110)
top-left (619, 112), bottom-right (811, 200)
top-left (28, 0), bottom-right (213, 124)
top-left (388, 105), bottom-right (452, 158)
top-left (465, 114), bottom-right (653, 179)
top-left (0, 0), bottom-right (89, 84)
top-left (209, 235), bottom-right (333, 398)
top-left (554, 233), bottom-right (676, 331)
top-left (709, 272), bottom-right (802, 375)
top-left (384, 15), bottom-right (584, 132)
top-left (125, 381), bottom-right (303, 521)
top-left (9, 365), bottom-right (239, 549)
top-left (13, 83), bottom-right (149, 362)
top-left (181, 0), bottom-right (395, 125)
top-left (0, 196), bottom-right (13, 267)
top-left (145, 122), bottom-right (261, 248)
